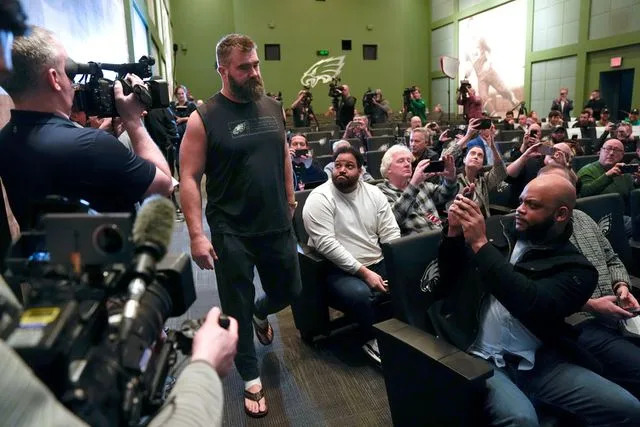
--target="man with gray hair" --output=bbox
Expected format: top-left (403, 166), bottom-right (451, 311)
top-left (409, 127), bottom-right (438, 170)
top-left (324, 139), bottom-right (374, 182)
top-left (180, 33), bottom-right (301, 418)
top-left (0, 27), bottom-right (172, 228)
top-left (377, 145), bottom-right (457, 235)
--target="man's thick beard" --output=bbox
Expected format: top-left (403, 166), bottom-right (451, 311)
top-left (332, 174), bottom-right (358, 192)
top-left (229, 74), bottom-right (264, 102)
top-left (516, 215), bottom-right (556, 243)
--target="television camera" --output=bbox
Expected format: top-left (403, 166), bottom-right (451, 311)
top-left (0, 196), bottom-right (203, 427)
top-left (66, 56), bottom-right (170, 118)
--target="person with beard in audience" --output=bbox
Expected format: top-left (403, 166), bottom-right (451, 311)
top-left (180, 33), bottom-right (301, 418)
top-left (572, 110), bottom-right (597, 139)
top-left (377, 145), bottom-right (456, 235)
top-left (303, 146), bottom-right (400, 364)
top-left (324, 139), bottom-right (374, 182)
top-left (501, 110), bottom-right (515, 130)
top-left (597, 108), bottom-right (611, 127)
top-left (585, 90), bottom-right (607, 121)
top-left (429, 174), bottom-right (640, 426)
top-left (597, 122), bottom-right (637, 152)
top-left (515, 113), bottom-right (528, 131)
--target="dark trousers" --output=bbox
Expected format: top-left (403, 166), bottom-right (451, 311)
top-left (325, 261), bottom-right (389, 338)
top-left (211, 230), bottom-right (301, 381)
top-left (576, 319), bottom-right (640, 399)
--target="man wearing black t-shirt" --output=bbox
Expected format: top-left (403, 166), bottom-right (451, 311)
top-left (180, 33), bottom-right (301, 419)
top-left (0, 27), bottom-right (172, 229)
top-left (336, 84), bottom-right (356, 130)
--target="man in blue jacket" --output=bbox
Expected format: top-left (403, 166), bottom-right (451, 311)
top-left (429, 175), bottom-right (640, 426)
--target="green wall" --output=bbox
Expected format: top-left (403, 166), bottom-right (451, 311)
top-left (170, 0), bottom-right (430, 111)
top-left (585, 44), bottom-right (640, 110)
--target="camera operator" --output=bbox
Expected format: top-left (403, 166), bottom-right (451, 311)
top-left (368, 89), bottom-right (392, 125)
top-left (406, 87), bottom-right (426, 125)
top-left (291, 89), bottom-right (317, 128)
top-left (0, 27), bottom-right (173, 229)
top-left (336, 84), bottom-right (356, 130)
top-left (456, 81), bottom-right (482, 122)
top-left (0, 271), bottom-right (239, 426)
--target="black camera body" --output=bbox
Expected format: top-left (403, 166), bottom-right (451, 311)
top-left (2, 213), bottom-right (196, 426)
top-left (458, 80), bottom-right (472, 98)
top-left (68, 56), bottom-right (170, 118)
top-left (328, 77), bottom-right (343, 99)
top-left (362, 89), bottom-right (375, 116)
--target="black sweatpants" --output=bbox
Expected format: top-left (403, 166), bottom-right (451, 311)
top-left (211, 229), bottom-right (301, 381)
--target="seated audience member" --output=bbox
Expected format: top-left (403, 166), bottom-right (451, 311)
top-left (551, 87), bottom-right (573, 123)
top-left (514, 113), bottom-right (528, 131)
top-left (596, 108), bottom-right (611, 127)
top-left (449, 135), bottom-right (507, 218)
top-left (342, 115), bottom-right (372, 143)
top-left (597, 122), bottom-right (636, 152)
top-left (572, 110), bottom-right (597, 139)
top-left (507, 131), bottom-right (576, 206)
top-left (289, 134), bottom-right (327, 190)
top-left (538, 165), bottom-right (640, 399)
top-left (377, 145), bottom-right (456, 235)
top-left (585, 89), bottom-right (607, 121)
top-left (542, 110), bottom-right (563, 130)
top-left (429, 104), bottom-right (444, 123)
top-left (324, 139), bottom-right (374, 182)
top-left (527, 110), bottom-right (541, 125)
top-left (547, 125), bottom-right (569, 145)
top-left (410, 127), bottom-right (438, 168)
top-left (577, 139), bottom-right (639, 235)
top-left (429, 174), bottom-right (640, 426)
top-left (0, 27), bottom-right (172, 228)
top-left (302, 146), bottom-right (400, 364)
top-left (466, 123), bottom-right (499, 166)
top-left (624, 108), bottom-right (640, 126)
top-left (501, 111), bottom-right (515, 130)
top-left (404, 115), bottom-right (423, 137)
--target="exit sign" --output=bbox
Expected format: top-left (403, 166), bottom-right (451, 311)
top-left (611, 56), bottom-right (622, 68)
top-left (317, 50), bottom-right (329, 56)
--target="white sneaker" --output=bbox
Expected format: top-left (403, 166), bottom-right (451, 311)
top-left (362, 338), bottom-right (382, 365)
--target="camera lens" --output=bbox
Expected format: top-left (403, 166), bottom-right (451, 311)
top-left (93, 224), bottom-right (125, 255)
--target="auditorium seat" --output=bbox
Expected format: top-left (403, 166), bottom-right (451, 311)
top-left (497, 129), bottom-right (524, 143)
top-left (371, 127), bottom-right (396, 137)
top-left (366, 150), bottom-right (385, 180)
top-left (375, 223), bottom-right (581, 427)
top-left (367, 136), bottom-right (395, 152)
top-left (304, 130), bottom-right (333, 142)
top-left (576, 193), bottom-right (637, 277)
top-left (495, 141), bottom-right (515, 156)
top-left (572, 154), bottom-right (597, 172)
top-left (314, 155), bottom-right (333, 169)
top-left (308, 140), bottom-right (332, 157)
top-left (488, 181), bottom-right (516, 214)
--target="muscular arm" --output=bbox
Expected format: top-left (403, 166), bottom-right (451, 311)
top-left (180, 112), bottom-right (207, 240)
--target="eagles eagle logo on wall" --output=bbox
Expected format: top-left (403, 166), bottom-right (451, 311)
top-left (300, 56), bottom-right (346, 88)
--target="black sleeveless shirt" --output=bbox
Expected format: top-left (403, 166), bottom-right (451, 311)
top-left (197, 93), bottom-right (289, 236)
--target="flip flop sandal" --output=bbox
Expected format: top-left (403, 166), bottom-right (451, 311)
top-left (253, 317), bottom-right (273, 345)
top-left (244, 388), bottom-right (268, 418)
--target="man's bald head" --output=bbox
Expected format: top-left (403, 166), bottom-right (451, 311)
top-left (516, 174), bottom-right (575, 238)
top-left (528, 174), bottom-right (576, 211)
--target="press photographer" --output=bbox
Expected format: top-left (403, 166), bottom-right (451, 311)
top-left (291, 88), bottom-right (318, 128)
top-left (328, 78), bottom-right (356, 130)
top-left (0, 197), bottom-right (238, 426)
top-left (364, 88), bottom-right (391, 125)
top-left (456, 79), bottom-right (482, 122)
top-left (0, 27), bottom-right (173, 230)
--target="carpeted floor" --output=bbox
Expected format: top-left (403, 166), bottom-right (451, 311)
top-left (166, 219), bottom-right (392, 426)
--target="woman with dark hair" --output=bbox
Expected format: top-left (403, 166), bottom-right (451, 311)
top-left (170, 85), bottom-right (197, 177)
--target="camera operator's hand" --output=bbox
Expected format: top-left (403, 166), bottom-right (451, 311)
top-left (192, 307), bottom-right (238, 377)
top-left (191, 234), bottom-right (218, 270)
top-left (114, 73), bottom-right (146, 125)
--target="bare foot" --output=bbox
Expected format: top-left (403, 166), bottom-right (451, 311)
top-left (245, 384), bottom-right (267, 416)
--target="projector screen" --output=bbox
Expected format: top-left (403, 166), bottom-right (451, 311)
top-left (458, 0), bottom-right (526, 118)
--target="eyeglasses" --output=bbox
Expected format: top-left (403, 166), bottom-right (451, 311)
top-left (602, 147), bottom-right (624, 154)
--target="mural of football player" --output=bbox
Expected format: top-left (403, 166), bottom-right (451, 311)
top-left (464, 38), bottom-right (520, 116)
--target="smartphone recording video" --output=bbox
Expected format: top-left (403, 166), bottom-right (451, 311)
top-left (424, 160), bottom-right (445, 173)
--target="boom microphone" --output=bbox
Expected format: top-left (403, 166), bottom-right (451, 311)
top-left (119, 195), bottom-right (175, 341)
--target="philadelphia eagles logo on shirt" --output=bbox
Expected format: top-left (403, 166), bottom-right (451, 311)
top-left (231, 121), bottom-right (248, 136)
top-left (597, 213), bottom-right (612, 236)
top-left (420, 259), bottom-right (440, 293)
top-left (300, 56), bottom-right (346, 88)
